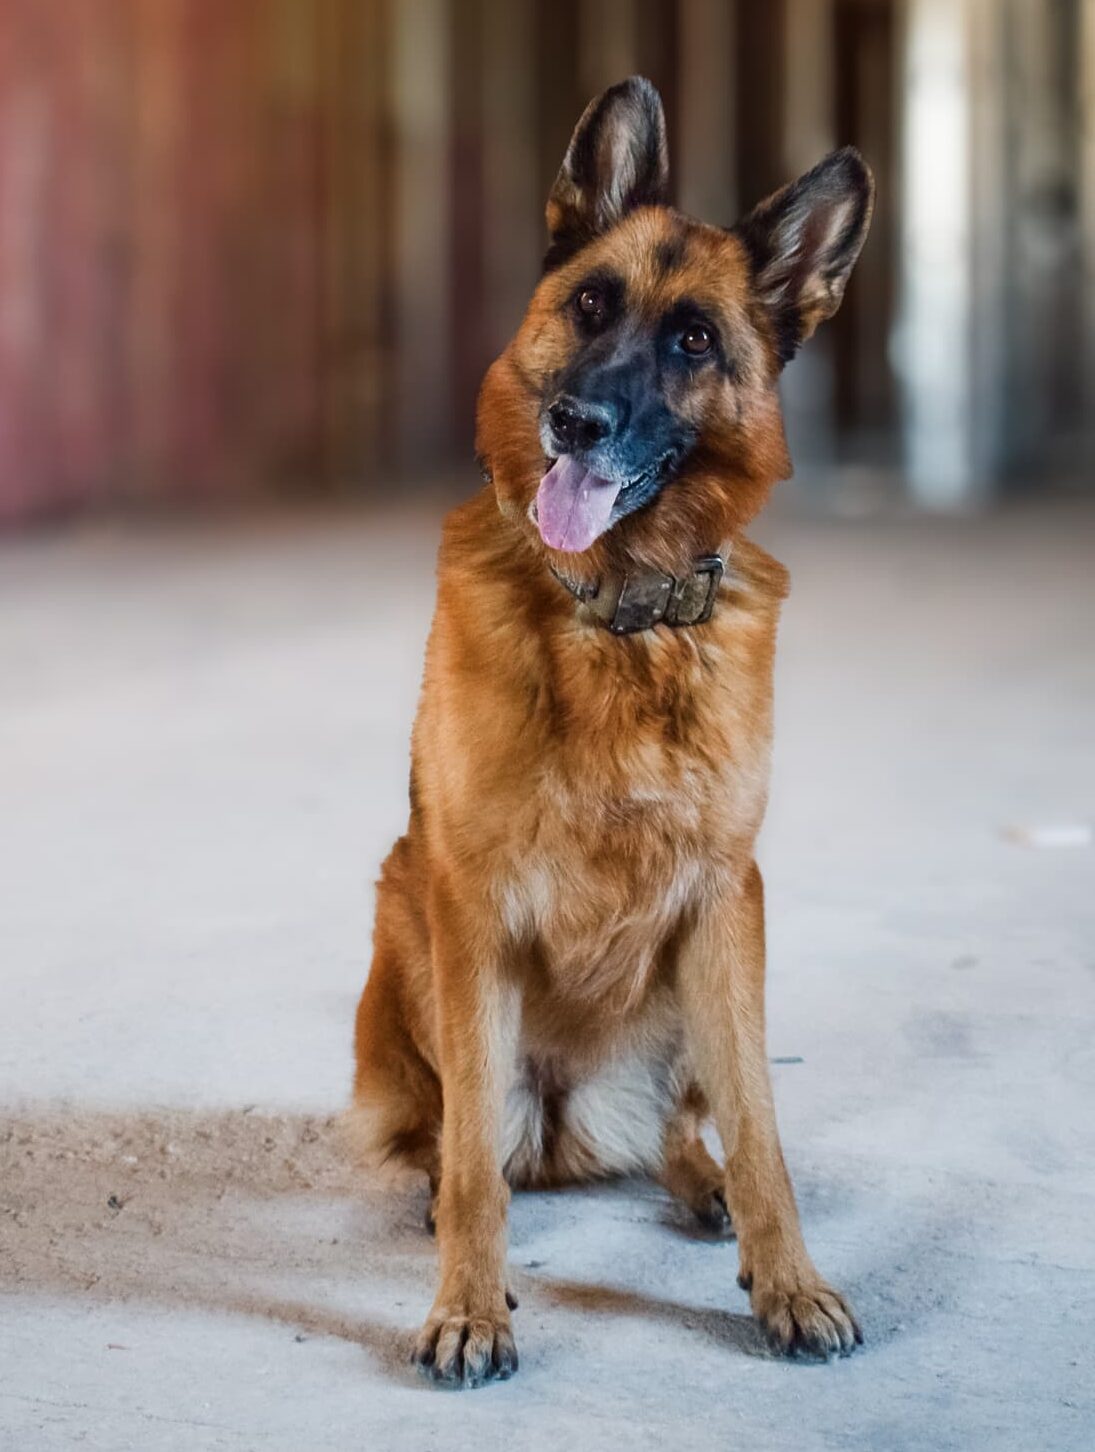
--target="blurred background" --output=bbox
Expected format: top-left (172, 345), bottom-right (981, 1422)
top-left (0, 0), bottom-right (1092, 526)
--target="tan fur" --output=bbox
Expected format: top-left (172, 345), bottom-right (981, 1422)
top-left (353, 83), bottom-right (870, 1384)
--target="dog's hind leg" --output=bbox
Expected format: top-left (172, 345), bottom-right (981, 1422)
top-left (349, 949), bottom-right (441, 1195)
top-left (350, 839), bottom-right (442, 1205)
top-left (656, 1084), bottom-right (730, 1232)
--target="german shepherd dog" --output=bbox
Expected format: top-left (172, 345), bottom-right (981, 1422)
top-left (353, 77), bottom-right (873, 1386)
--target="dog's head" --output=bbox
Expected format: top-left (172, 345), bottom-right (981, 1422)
top-left (478, 77), bottom-right (874, 575)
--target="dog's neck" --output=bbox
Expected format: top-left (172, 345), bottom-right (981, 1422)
top-left (548, 549), bottom-right (730, 635)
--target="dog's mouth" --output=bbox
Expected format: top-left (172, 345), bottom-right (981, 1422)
top-left (533, 452), bottom-right (676, 554)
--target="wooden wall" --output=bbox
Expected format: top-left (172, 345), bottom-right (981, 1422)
top-left (0, 0), bottom-right (392, 523)
top-left (1, 0), bottom-right (1091, 525)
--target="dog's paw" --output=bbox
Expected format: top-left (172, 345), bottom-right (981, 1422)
top-left (412, 1303), bottom-right (518, 1388)
top-left (746, 1275), bottom-right (862, 1359)
top-left (692, 1186), bottom-right (732, 1234)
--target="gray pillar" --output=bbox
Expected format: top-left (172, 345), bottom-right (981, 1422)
top-left (781, 0), bottom-right (837, 475)
top-left (1083, 1), bottom-right (1095, 440)
top-left (1068, 0), bottom-right (1086, 470)
top-left (896, 0), bottom-right (981, 506)
top-left (966, 0), bottom-right (1007, 488)
top-left (1003, 0), bottom-right (1083, 475)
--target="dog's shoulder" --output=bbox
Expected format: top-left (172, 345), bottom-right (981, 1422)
top-left (424, 487), bottom-right (548, 720)
top-left (437, 485), bottom-right (516, 576)
top-left (433, 486), bottom-right (559, 665)
top-left (726, 534), bottom-right (790, 612)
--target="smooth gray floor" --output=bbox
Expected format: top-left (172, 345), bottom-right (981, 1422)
top-left (1, 496), bottom-right (1092, 1450)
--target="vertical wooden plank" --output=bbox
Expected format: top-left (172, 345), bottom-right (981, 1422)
top-left (367, 0), bottom-right (397, 476)
top-left (392, 0), bottom-right (452, 467)
top-left (734, 0), bottom-right (786, 207)
top-left (1002, 0), bottom-right (1084, 474)
top-left (174, 0), bottom-right (233, 494)
top-left (226, 0), bottom-right (275, 494)
top-left (580, 0), bottom-right (639, 96)
top-left (92, 0), bottom-right (139, 507)
top-left (238, 0), bottom-right (276, 492)
top-left (780, 0), bottom-right (836, 472)
top-left (129, 0), bottom-right (184, 501)
top-left (310, 0), bottom-right (336, 484)
top-left (634, 0), bottom-right (679, 179)
top-left (482, 0), bottom-right (540, 353)
top-left (830, 0), bottom-right (897, 446)
top-left (967, 0), bottom-right (1008, 484)
top-left (1082, 0), bottom-right (1095, 456)
top-left (46, 0), bottom-right (91, 507)
top-left (358, 0), bottom-right (394, 478)
top-left (449, 0), bottom-right (486, 452)
top-left (676, 0), bottom-right (737, 222)
top-left (784, 0), bottom-right (834, 174)
top-left (0, 2), bottom-right (52, 519)
top-left (536, 0), bottom-right (584, 205)
top-left (315, 0), bottom-right (390, 488)
top-left (260, 0), bottom-right (325, 487)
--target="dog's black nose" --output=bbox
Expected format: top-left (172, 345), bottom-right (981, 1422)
top-left (547, 396), bottom-right (614, 452)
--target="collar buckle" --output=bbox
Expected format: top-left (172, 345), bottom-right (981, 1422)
top-left (608, 552), bottom-right (725, 634)
top-left (551, 552), bottom-right (727, 633)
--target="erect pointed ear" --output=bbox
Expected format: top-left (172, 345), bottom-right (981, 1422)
top-left (544, 76), bottom-right (669, 270)
top-left (734, 147), bottom-right (874, 366)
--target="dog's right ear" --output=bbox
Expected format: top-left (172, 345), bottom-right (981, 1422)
top-left (545, 77), bottom-right (669, 271)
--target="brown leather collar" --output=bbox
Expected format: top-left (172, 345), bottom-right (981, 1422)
top-left (549, 551), bottom-right (728, 634)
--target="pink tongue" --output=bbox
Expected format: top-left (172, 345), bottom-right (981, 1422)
top-left (535, 456), bottom-right (624, 553)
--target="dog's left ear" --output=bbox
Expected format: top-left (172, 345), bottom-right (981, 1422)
top-left (545, 77), bottom-right (669, 270)
top-left (735, 147), bottom-right (874, 366)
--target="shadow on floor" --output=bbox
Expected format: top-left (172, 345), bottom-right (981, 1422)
top-left (0, 1105), bottom-right (796, 1378)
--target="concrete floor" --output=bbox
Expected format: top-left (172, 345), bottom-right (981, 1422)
top-left (1, 495), bottom-right (1093, 1450)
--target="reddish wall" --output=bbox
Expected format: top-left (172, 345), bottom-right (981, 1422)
top-left (0, 0), bottom-right (389, 523)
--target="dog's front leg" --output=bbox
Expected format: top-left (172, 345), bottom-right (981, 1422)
top-left (412, 881), bottom-right (519, 1386)
top-left (679, 860), bottom-right (862, 1358)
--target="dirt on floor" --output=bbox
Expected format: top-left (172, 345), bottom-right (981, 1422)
top-left (1, 1110), bottom-right (364, 1334)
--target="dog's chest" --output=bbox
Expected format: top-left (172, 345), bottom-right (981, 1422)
top-left (458, 587), bottom-right (779, 1007)
top-left (496, 726), bottom-right (752, 1005)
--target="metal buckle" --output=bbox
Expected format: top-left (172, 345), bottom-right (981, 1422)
top-left (672, 554), bottom-right (724, 626)
top-left (608, 570), bottom-right (674, 634)
top-left (607, 554), bottom-right (724, 633)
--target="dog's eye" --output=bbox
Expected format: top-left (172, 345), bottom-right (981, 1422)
top-left (681, 324), bottom-right (714, 357)
top-left (576, 288), bottom-right (606, 323)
